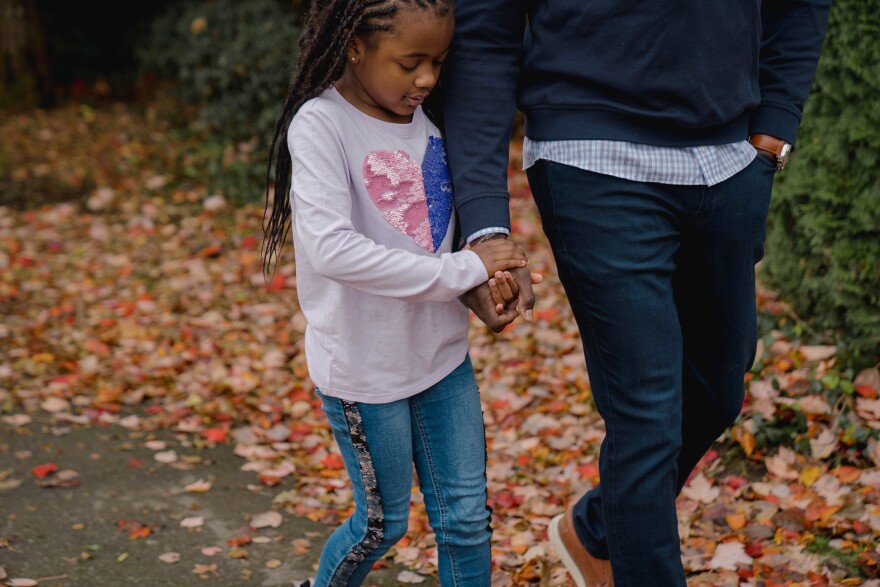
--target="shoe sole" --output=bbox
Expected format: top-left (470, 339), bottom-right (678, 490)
top-left (548, 514), bottom-right (587, 587)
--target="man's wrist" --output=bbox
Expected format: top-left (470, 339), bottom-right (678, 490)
top-left (470, 232), bottom-right (508, 246)
top-left (749, 133), bottom-right (792, 170)
top-left (465, 227), bottom-right (510, 247)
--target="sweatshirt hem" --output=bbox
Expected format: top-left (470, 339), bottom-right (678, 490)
top-left (524, 108), bottom-right (751, 147)
top-left (310, 346), bottom-right (470, 405)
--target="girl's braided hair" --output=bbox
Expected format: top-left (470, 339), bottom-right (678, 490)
top-left (262, 0), bottom-right (453, 279)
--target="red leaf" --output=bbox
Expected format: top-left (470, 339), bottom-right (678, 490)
top-left (31, 463), bottom-right (58, 479)
top-left (202, 428), bottom-right (227, 443)
top-left (267, 274), bottom-right (286, 292)
top-left (855, 384), bottom-right (878, 399)
top-left (744, 542), bottom-right (764, 558)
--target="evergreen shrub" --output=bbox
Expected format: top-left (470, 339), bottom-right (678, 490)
top-left (763, 0), bottom-right (880, 368)
top-left (138, 0), bottom-right (299, 200)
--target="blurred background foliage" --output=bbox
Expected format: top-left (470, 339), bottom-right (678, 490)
top-left (762, 0), bottom-right (880, 370)
top-left (0, 0), bottom-right (876, 368)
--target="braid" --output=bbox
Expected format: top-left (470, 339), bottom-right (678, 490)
top-left (261, 0), bottom-right (454, 280)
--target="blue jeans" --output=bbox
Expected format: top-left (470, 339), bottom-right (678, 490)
top-left (313, 356), bottom-right (492, 587)
top-left (527, 157), bottom-right (775, 586)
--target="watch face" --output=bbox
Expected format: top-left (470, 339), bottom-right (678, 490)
top-left (778, 143), bottom-right (792, 170)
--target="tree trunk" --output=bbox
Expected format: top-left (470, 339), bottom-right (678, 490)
top-left (0, 0), bottom-right (51, 109)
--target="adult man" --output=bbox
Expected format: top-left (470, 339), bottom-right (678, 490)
top-left (443, 1), bottom-right (830, 585)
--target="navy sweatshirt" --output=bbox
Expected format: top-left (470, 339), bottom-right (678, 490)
top-left (442, 0), bottom-right (832, 239)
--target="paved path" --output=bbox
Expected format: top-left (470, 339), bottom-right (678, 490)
top-left (0, 418), bottom-right (438, 586)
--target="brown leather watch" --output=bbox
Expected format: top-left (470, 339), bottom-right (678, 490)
top-left (749, 134), bottom-right (792, 171)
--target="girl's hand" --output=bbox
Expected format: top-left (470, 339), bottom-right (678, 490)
top-left (470, 238), bottom-right (528, 276)
top-left (489, 271), bottom-right (518, 314)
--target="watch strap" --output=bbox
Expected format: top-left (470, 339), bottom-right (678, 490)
top-left (749, 134), bottom-right (788, 157)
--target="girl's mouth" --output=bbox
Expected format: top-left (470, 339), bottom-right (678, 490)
top-left (405, 95), bottom-right (426, 107)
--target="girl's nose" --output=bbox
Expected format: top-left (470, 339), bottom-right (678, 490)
top-left (415, 68), bottom-right (437, 90)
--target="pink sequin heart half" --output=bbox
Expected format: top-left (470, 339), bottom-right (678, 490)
top-left (363, 149), bottom-right (436, 252)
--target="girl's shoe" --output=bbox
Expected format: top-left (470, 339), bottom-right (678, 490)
top-left (548, 503), bottom-right (614, 587)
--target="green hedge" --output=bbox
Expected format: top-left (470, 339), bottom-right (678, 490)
top-left (763, 0), bottom-right (880, 369)
top-left (139, 0), bottom-right (298, 142)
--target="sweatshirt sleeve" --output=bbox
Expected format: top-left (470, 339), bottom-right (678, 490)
top-left (288, 107), bottom-right (488, 302)
top-left (749, 0), bottom-right (832, 145)
top-left (441, 0), bottom-right (528, 240)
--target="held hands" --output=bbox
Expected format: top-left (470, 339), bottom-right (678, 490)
top-left (461, 236), bottom-right (543, 332)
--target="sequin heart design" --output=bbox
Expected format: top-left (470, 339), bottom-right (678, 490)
top-left (363, 137), bottom-right (453, 252)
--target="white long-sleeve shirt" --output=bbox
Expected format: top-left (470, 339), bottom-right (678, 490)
top-left (288, 87), bottom-right (487, 403)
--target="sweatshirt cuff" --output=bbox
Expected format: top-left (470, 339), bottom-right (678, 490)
top-left (456, 193), bottom-right (511, 243)
top-left (749, 104), bottom-right (802, 146)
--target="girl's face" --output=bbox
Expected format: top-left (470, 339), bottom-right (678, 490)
top-left (337, 7), bottom-right (454, 124)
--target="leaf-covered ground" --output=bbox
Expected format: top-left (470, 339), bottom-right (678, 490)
top-left (1, 103), bottom-right (879, 586)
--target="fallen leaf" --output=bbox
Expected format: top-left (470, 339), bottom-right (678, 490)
top-left (40, 396), bottom-right (70, 413)
top-left (799, 345), bottom-right (837, 362)
top-left (709, 541), bottom-right (753, 570)
top-left (180, 516), bottom-right (205, 528)
top-left (154, 450), bottom-right (178, 464)
top-left (397, 570), bottom-right (427, 584)
top-left (183, 479), bottom-right (212, 493)
top-left (249, 510), bottom-right (283, 529)
top-left (192, 563), bottom-right (218, 576)
top-left (159, 552), bottom-right (181, 564)
top-left (30, 463), bottom-right (58, 479)
top-left (680, 473), bottom-right (720, 504)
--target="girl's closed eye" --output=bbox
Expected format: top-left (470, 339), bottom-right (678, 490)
top-left (399, 62), bottom-right (418, 72)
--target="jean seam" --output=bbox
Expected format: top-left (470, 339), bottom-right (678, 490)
top-left (410, 399), bottom-right (461, 585)
top-left (541, 162), bottom-right (625, 576)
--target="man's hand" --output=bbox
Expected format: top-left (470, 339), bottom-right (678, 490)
top-left (461, 265), bottom-right (542, 332)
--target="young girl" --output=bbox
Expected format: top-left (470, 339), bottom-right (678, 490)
top-left (261, 1), bottom-right (529, 585)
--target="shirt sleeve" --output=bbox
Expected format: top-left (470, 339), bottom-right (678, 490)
top-left (749, 0), bottom-right (832, 145)
top-left (441, 0), bottom-right (528, 240)
top-left (288, 106), bottom-right (488, 302)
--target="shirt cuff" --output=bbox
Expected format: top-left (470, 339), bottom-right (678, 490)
top-left (463, 227), bottom-right (510, 247)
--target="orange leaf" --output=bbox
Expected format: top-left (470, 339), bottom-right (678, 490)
top-left (321, 453), bottom-right (345, 470)
top-left (830, 465), bottom-right (861, 483)
top-left (258, 474), bottom-right (282, 487)
top-left (726, 511), bottom-right (747, 530)
top-left (731, 425), bottom-right (756, 457)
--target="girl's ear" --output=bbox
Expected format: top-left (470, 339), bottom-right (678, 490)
top-left (346, 35), bottom-right (365, 65)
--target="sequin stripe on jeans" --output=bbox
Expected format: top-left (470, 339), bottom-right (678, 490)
top-left (327, 400), bottom-right (384, 586)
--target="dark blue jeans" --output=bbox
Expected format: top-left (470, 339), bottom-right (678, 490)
top-left (526, 157), bottom-right (776, 586)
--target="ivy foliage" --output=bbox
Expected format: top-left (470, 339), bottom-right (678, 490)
top-left (763, 0), bottom-right (880, 369)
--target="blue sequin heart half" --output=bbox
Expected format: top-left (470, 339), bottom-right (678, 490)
top-left (421, 136), bottom-right (454, 251)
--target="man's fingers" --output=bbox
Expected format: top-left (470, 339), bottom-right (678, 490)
top-left (530, 272), bottom-right (544, 285)
top-left (508, 266), bottom-right (536, 321)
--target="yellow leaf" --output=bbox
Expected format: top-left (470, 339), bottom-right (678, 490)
top-left (800, 465), bottom-right (821, 487)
